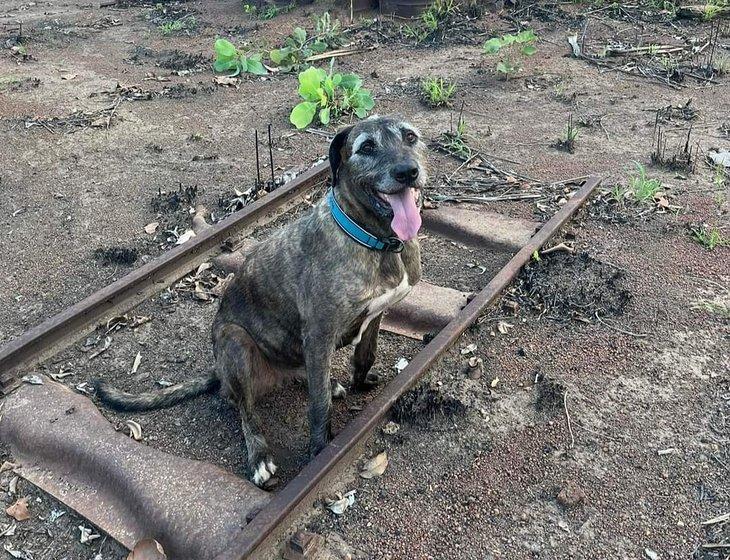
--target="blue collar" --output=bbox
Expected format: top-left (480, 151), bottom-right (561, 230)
top-left (328, 189), bottom-right (404, 253)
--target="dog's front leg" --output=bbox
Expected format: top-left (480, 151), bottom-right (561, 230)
top-left (353, 313), bottom-right (383, 390)
top-left (303, 331), bottom-right (335, 458)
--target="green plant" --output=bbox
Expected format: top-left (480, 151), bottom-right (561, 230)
top-left (289, 64), bottom-right (374, 129)
top-left (690, 224), bottom-right (729, 250)
top-left (440, 116), bottom-right (471, 159)
top-left (270, 15), bottom-right (343, 72)
top-left (421, 77), bottom-right (457, 107)
top-left (159, 15), bottom-right (196, 35)
top-left (314, 12), bottom-right (342, 46)
top-left (402, 0), bottom-right (457, 44)
top-left (610, 184), bottom-right (627, 203)
top-left (703, 0), bottom-right (725, 19)
top-left (483, 29), bottom-right (538, 78)
top-left (213, 38), bottom-right (267, 76)
top-left (628, 162), bottom-right (662, 202)
top-left (714, 163), bottom-right (728, 188)
top-left (243, 1), bottom-right (294, 19)
top-left (554, 114), bottom-right (578, 153)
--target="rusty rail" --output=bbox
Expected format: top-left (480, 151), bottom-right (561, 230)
top-left (214, 175), bottom-right (602, 560)
top-left (0, 162), bottom-right (330, 394)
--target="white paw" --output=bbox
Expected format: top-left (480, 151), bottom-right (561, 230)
top-left (252, 460), bottom-right (278, 487)
top-left (332, 381), bottom-right (347, 399)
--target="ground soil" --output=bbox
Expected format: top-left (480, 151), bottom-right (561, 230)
top-left (0, 1), bottom-right (728, 559)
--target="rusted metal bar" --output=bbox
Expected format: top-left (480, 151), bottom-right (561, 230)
top-left (214, 175), bottom-right (602, 560)
top-left (1, 379), bottom-right (270, 557)
top-left (0, 162), bottom-right (329, 393)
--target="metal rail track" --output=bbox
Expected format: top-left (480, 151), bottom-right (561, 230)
top-left (216, 175), bottom-right (601, 560)
top-left (0, 165), bottom-right (600, 559)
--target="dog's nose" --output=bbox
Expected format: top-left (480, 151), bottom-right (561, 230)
top-left (392, 163), bottom-right (419, 184)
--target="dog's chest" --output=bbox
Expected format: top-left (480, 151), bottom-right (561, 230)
top-left (350, 272), bottom-right (411, 345)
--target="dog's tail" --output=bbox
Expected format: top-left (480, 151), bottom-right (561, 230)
top-left (93, 374), bottom-right (219, 412)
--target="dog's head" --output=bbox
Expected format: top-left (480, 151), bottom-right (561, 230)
top-left (329, 115), bottom-right (427, 241)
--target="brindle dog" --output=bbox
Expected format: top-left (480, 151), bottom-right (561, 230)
top-left (95, 116), bottom-right (427, 487)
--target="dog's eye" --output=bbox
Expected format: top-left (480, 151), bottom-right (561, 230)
top-left (358, 141), bottom-right (375, 155)
top-left (405, 131), bottom-right (418, 144)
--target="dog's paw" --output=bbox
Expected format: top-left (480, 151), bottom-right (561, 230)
top-left (252, 459), bottom-right (278, 488)
top-left (354, 371), bottom-right (383, 391)
top-left (332, 381), bottom-right (347, 399)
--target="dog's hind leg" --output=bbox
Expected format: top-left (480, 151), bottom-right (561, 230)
top-left (214, 324), bottom-right (278, 488)
top-left (352, 314), bottom-right (383, 391)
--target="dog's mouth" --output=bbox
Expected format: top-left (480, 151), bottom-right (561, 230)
top-left (370, 187), bottom-right (422, 242)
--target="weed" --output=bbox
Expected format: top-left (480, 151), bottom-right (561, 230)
top-left (483, 29), bottom-right (538, 79)
top-left (269, 13), bottom-right (344, 72)
top-left (289, 63), bottom-right (374, 129)
top-left (713, 163), bottom-right (728, 188)
top-left (401, 0), bottom-right (458, 44)
top-left (610, 184), bottom-right (627, 203)
top-left (158, 15), bottom-right (196, 35)
top-left (714, 54), bottom-right (729, 75)
top-left (315, 12), bottom-right (342, 46)
top-left (703, 1), bottom-right (724, 20)
top-left (243, 1), bottom-right (294, 20)
top-left (439, 116), bottom-right (471, 159)
top-left (213, 38), bottom-right (267, 76)
top-left (421, 77), bottom-right (457, 107)
top-left (648, 0), bottom-right (678, 15)
top-left (553, 81), bottom-right (576, 104)
top-left (628, 162), bottom-right (662, 202)
top-left (690, 224), bottom-right (729, 250)
top-left (553, 114), bottom-right (578, 153)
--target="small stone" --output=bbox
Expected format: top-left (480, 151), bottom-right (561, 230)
top-left (557, 481), bottom-right (586, 508)
top-left (645, 548), bottom-right (659, 560)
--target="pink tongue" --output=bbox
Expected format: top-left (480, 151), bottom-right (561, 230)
top-left (388, 188), bottom-right (421, 241)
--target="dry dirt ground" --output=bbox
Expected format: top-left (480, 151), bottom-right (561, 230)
top-left (1, 0), bottom-right (729, 559)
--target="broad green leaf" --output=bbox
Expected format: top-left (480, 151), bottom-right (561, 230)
top-left (339, 73), bottom-right (362, 90)
top-left (298, 66), bottom-right (326, 100)
top-left (521, 45), bottom-right (537, 56)
top-left (354, 89), bottom-right (374, 110)
top-left (311, 40), bottom-right (328, 53)
top-left (516, 29), bottom-right (537, 43)
top-left (290, 101), bottom-right (318, 129)
top-left (215, 38), bottom-right (237, 61)
top-left (322, 78), bottom-right (335, 100)
top-left (332, 73), bottom-right (342, 86)
top-left (213, 59), bottom-right (238, 73)
top-left (483, 38), bottom-right (502, 54)
top-left (502, 34), bottom-right (516, 46)
top-left (292, 27), bottom-right (307, 45)
top-left (354, 106), bottom-right (368, 119)
top-left (317, 86), bottom-right (328, 106)
top-left (249, 52), bottom-right (262, 62)
top-left (269, 49), bottom-right (283, 64)
top-left (245, 58), bottom-right (267, 75)
top-left (319, 107), bottom-right (331, 125)
top-left (496, 61), bottom-right (510, 75)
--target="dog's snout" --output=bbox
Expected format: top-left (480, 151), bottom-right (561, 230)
top-left (392, 162), bottom-right (419, 184)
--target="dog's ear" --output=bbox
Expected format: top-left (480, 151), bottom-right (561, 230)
top-left (329, 125), bottom-right (353, 186)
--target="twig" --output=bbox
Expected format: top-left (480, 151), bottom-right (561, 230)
top-left (305, 46), bottom-right (375, 62)
top-left (429, 193), bottom-right (541, 203)
top-left (564, 391), bottom-right (575, 449)
top-left (701, 512), bottom-right (730, 526)
top-left (305, 128), bottom-right (334, 138)
top-left (595, 313), bottom-right (648, 338)
top-left (542, 242), bottom-right (575, 255)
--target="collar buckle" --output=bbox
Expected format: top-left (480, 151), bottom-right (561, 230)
top-left (382, 237), bottom-right (405, 253)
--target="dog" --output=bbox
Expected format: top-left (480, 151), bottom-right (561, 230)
top-left (95, 115), bottom-right (427, 487)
